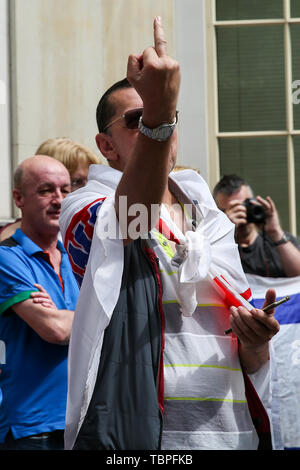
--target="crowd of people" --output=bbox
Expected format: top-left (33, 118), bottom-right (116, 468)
top-left (0, 17), bottom-right (298, 451)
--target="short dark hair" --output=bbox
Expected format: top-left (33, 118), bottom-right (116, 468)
top-left (213, 174), bottom-right (249, 199)
top-left (14, 165), bottom-right (24, 191)
top-left (96, 78), bottom-right (133, 133)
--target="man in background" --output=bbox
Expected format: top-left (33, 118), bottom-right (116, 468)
top-left (213, 174), bottom-right (300, 278)
top-left (0, 155), bottom-right (79, 450)
top-left (213, 176), bottom-right (300, 450)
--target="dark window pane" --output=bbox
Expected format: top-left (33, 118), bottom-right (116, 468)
top-left (293, 137), bottom-right (300, 235)
top-left (217, 26), bottom-right (286, 132)
top-left (216, 0), bottom-right (283, 21)
top-left (291, 1), bottom-right (300, 18)
top-left (291, 25), bottom-right (300, 129)
top-left (218, 137), bottom-right (290, 231)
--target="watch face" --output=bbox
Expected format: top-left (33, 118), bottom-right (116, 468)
top-left (158, 126), bottom-right (173, 140)
top-left (153, 124), bottom-right (175, 141)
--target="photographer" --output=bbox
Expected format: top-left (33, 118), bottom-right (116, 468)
top-left (213, 174), bottom-right (300, 278)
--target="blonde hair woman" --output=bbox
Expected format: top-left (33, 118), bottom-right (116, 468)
top-left (36, 137), bottom-right (101, 191)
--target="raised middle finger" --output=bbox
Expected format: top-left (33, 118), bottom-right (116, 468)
top-left (154, 16), bottom-right (167, 57)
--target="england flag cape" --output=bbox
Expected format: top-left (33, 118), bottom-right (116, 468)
top-left (60, 165), bottom-right (262, 450)
top-left (246, 273), bottom-right (300, 450)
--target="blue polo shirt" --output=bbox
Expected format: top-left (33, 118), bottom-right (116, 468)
top-left (0, 229), bottom-right (79, 442)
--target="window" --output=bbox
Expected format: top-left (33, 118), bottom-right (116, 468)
top-left (209, 0), bottom-right (300, 235)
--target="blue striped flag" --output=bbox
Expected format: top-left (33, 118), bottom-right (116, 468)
top-left (246, 274), bottom-right (300, 450)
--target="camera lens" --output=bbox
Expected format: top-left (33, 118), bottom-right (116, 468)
top-left (243, 198), bottom-right (266, 224)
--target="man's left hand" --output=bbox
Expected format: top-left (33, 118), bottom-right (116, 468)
top-left (229, 288), bottom-right (279, 349)
top-left (229, 288), bottom-right (280, 373)
top-left (255, 195), bottom-right (284, 242)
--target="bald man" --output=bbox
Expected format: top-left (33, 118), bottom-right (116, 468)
top-left (0, 155), bottom-right (79, 450)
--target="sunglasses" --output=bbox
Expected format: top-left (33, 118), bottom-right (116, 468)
top-left (71, 177), bottom-right (87, 190)
top-left (103, 108), bottom-right (178, 132)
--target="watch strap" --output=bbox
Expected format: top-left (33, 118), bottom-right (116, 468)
top-left (138, 116), bottom-right (177, 142)
top-left (273, 233), bottom-right (289, 246)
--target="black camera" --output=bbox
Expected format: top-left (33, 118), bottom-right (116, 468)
top-left (243, 198), bottom-right (266, 224)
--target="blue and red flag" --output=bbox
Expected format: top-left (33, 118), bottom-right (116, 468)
top-left (246, 273), bottom-right (300, 450)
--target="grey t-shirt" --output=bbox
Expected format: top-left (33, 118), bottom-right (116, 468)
top-left (239, 232), bottom-right (300, 277)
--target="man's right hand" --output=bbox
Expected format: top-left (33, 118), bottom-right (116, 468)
top-left (127, 16), bottom-right (180, 128)
top-left (31, 283), bottom-right (57, 309)
top-left (225, 199), bottom-right (248, 227)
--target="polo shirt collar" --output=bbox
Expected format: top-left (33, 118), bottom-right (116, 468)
top-left (12, 228), bottom-right (65, 257)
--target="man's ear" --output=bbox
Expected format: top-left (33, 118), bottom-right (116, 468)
top-left (13, 188), bottom-right (24, 209)
top-left (95, 133), bottom-right (118, 163)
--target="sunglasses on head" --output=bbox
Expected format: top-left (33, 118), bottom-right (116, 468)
top-left (103, 108), bottom-right (178, 132)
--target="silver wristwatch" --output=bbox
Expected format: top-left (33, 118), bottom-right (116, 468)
top-left (138, 115), bottom-right (177, 142)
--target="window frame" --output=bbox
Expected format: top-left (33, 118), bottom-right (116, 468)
top-left (206, 0), bottom-right (299, 235)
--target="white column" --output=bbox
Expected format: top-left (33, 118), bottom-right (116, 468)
top-left (174, 0), bottom-right (209, 181)
top-left (0, 0), bottom-right (12, 221)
